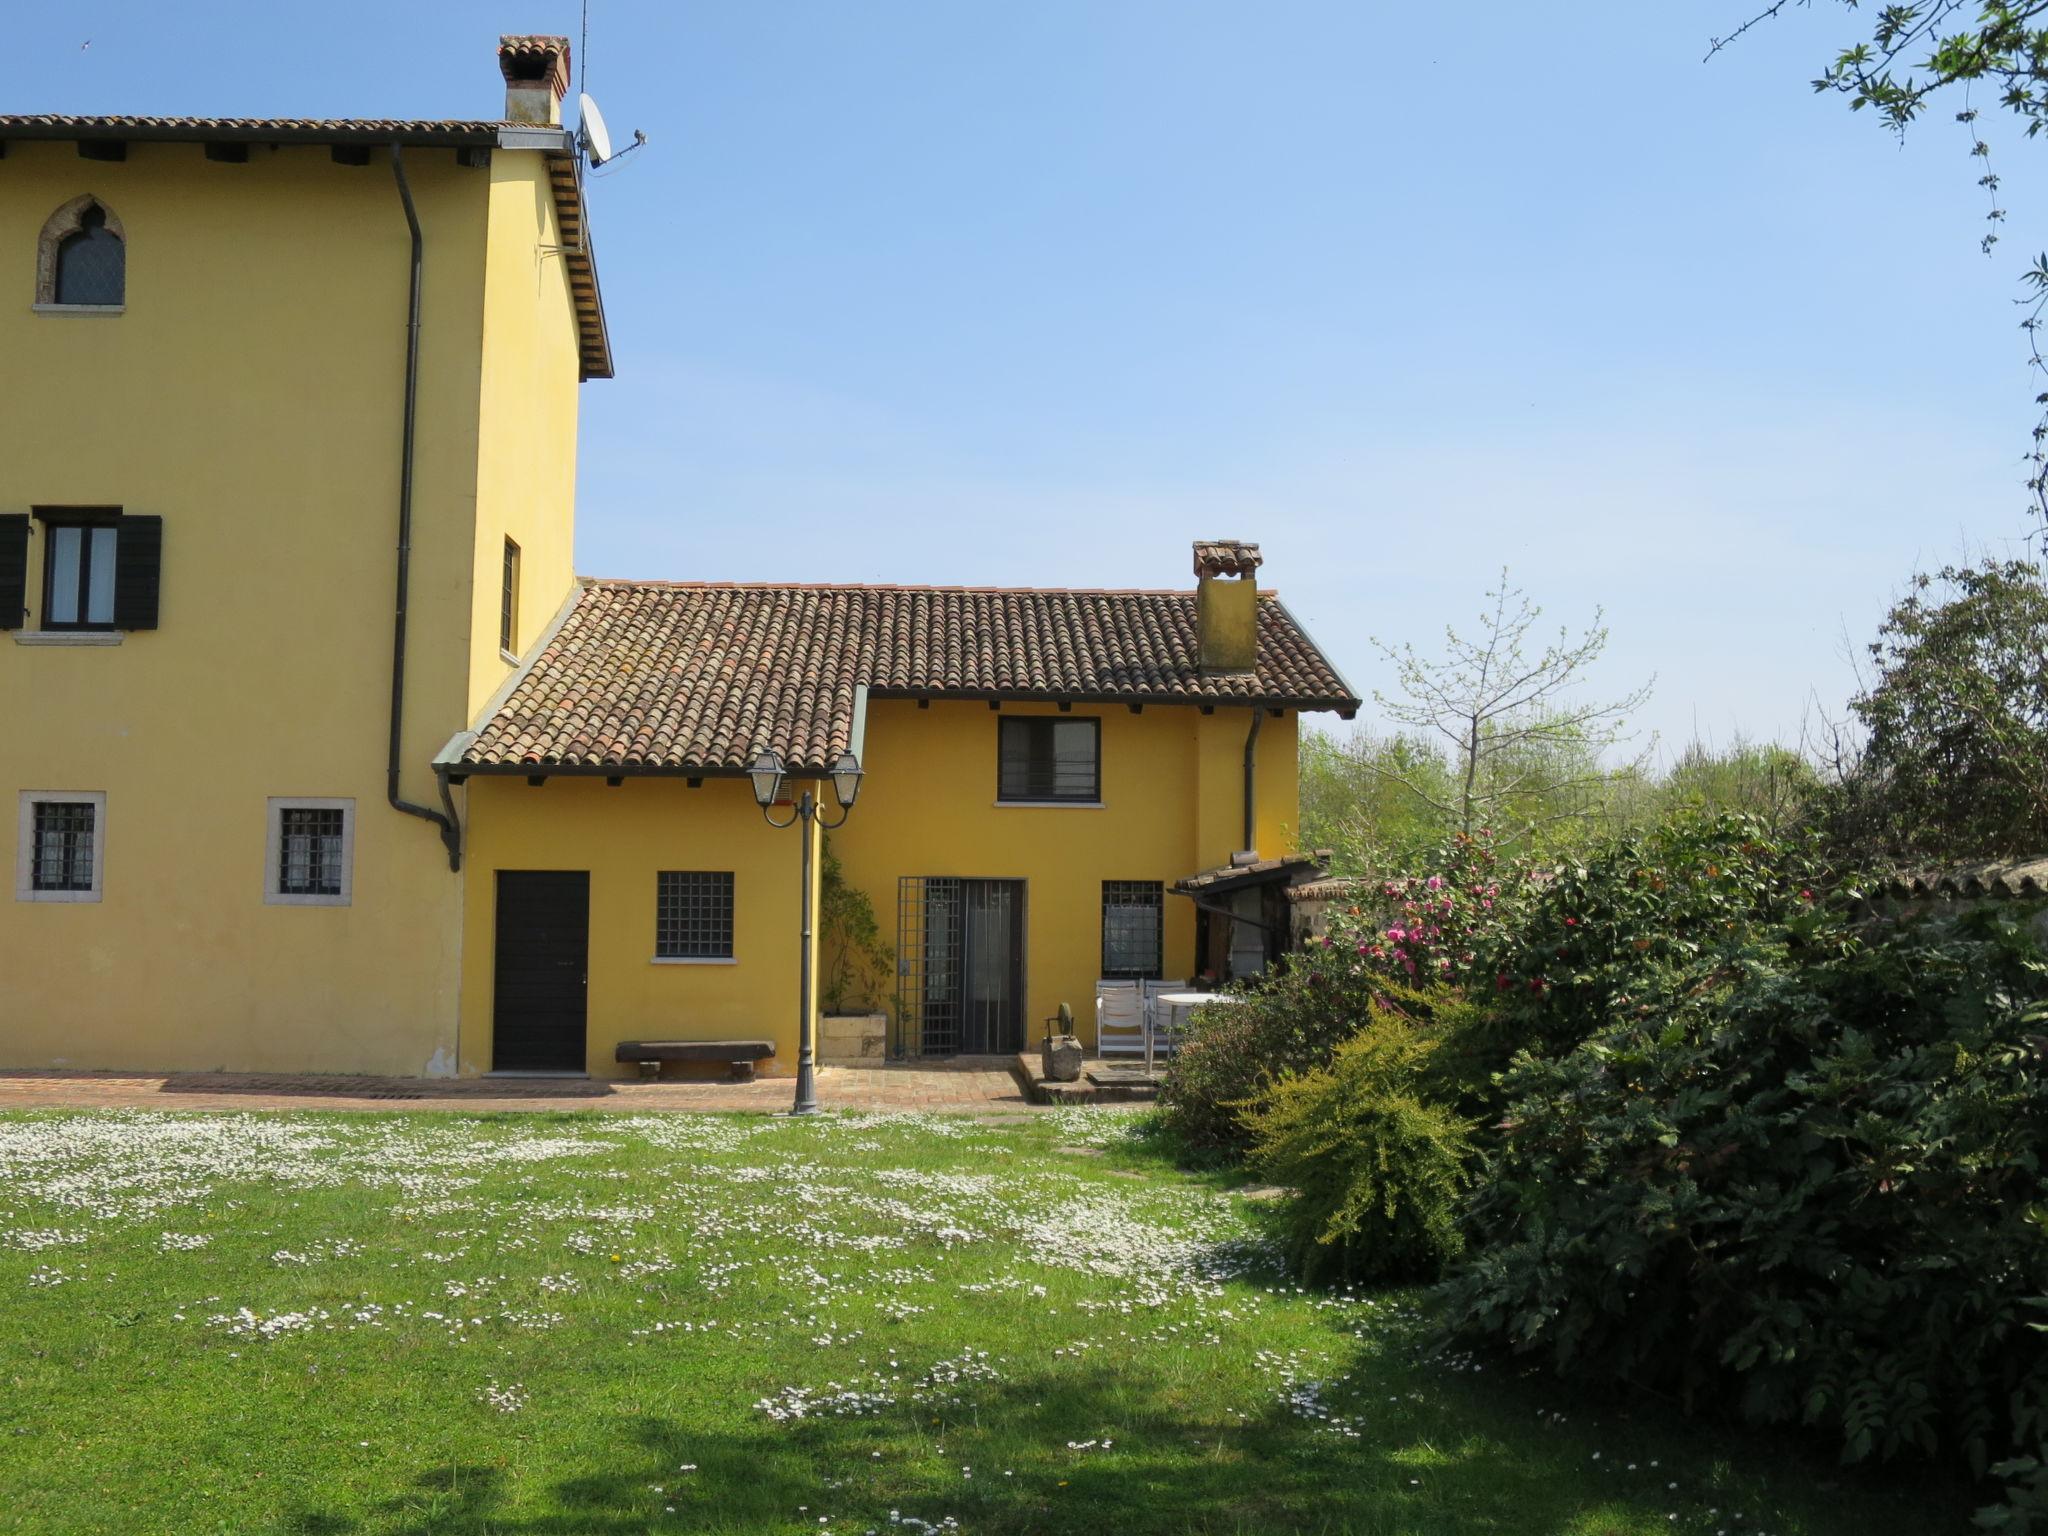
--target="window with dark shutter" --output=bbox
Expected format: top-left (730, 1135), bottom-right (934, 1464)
top-left (112, 515), bottom-right (161, 630)
top-left (0, 515), bottom-right (28, 630)
top-left (997, 717), bottom-right (1101, 803)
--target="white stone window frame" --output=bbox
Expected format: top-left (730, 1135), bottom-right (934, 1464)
top-left (263, 797), bottom-right (355, 907)
top-left (15, 790), bottom-right (106, 904)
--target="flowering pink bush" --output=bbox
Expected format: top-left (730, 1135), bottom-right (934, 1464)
top-left (1319, 831), bottom-right (1521, 987)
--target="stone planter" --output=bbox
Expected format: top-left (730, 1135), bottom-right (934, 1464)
top-left (820, 1011), bottom-right (887, 1063)
top-left (1040, 1034), bottom-right (1084, 1083)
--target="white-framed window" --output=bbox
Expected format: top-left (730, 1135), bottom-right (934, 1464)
top-left (264, 797), bottom-right (354, 906)
top-left (16, 791), bottom-right (105, 903)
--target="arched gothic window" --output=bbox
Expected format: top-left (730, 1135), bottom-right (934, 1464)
top-left (36, 196), bottom-right (126, 308)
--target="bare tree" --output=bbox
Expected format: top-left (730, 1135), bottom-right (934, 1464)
top-left (1370, 571), bottom-right (1654, 839)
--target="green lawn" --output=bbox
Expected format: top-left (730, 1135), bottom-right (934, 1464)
top-left (0, 1107), bottom-right (1968, 1535)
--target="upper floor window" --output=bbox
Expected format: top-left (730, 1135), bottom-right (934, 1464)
top-left (997, 717), bottom-right (1101, 803)
top-left (40, 511), bottom-right (119, 630)
top-left (0, 509), bottom-right (163, 635)
top-left (36, 195), bottom-right (125, 309)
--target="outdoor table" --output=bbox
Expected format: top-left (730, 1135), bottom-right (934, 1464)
top-left (1146, 991), bottom-right (1242, 1075)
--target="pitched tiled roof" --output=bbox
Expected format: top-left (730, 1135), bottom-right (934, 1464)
top-left (0, 114), bottom-right (516, 142)
top-left (458, 581), bottom-right (1361, 775)
top-left (0, 115), bottom-right (612, 381)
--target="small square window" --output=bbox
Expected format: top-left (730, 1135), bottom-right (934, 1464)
top-left (16, 791), bottom-right (105, 903)
top-left (264, 798), bottom-right (354, 906)
top-left (1101, 879), bottom-right (1163, 979)
top-left (656, 871), bottom-right (735, 960)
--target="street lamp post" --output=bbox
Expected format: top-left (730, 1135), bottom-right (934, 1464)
top-left (750, 747), bottom-right (865, 1116)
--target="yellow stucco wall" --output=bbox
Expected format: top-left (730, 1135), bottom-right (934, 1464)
top-left (0, 141), bottom-right (578, 1074)
top-left (454, 701), bottom-right (1299, 1075)
top-left (467, 155), bottom-right (583, 711)
top-left (457, 776), bottom-right (813, 1078)
top-left (829, 700), bottom-right (1300, 1052)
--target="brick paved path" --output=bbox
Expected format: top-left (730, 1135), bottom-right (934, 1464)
top-left (0, 1058), bottom-right (1038, 1116)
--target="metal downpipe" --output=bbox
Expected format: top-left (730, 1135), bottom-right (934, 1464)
top-left (388, 145), bottom-right (461, 872)
top-left (1242, 707), bottom-right (1263, 855)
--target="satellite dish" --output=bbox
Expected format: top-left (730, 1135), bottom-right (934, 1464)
top-left (578, 93), bottom-right (613, 167)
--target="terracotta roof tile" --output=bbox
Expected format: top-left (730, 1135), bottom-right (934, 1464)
top-left (462, 581), bottom-right (1360, 774)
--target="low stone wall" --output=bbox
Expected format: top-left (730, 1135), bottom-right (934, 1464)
top-left (821, 1011), bottom-right (887, 1062)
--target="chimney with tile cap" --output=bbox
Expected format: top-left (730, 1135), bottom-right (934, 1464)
top-left (1194, 539), bottom-right (1262, 675)
top-left (498, 35), bottom-right (571, 126)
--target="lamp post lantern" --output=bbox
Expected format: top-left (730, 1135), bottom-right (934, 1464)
top-left (751, 747), bottom-right (864, 1115)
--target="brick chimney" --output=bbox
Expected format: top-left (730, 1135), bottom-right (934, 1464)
top-left (1194, 539), bottom-right (1262, 675)
top-left (497, 36), bottom-right (571, 126)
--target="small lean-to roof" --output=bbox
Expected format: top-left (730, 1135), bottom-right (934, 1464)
top-left (1173, 853), bottom-right (1332, 899)
top-left (458, 580), bottom-right (1361, 776)
top-left (0, 114), bottom-right (612, 381)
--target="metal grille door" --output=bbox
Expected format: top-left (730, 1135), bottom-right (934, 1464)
top-left (896, 876), bottom-right (961, 1058)
top-left (895, 877), bottom-right (1023, 1057)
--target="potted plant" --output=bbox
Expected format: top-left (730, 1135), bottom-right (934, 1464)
top-left (820, 839), bottom-right (893, 1062)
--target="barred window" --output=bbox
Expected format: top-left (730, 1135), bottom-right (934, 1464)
top-left (657, 871), bottom-right (735, 960)
top-left (278, 808), bottom-right (345, 896)
top-left (15, 792), bottom-right (103, 903)
top-left (1101, 879), bottom-right (1164, 979)
top-left (998, 717), bottom-right (1101, 802)
top-left (32, 800), bottom-right (96, 892)
top-left (264, 798), bottom-right (354, 906)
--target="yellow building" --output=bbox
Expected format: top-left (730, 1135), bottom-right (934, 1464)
top-left (1, 37), bottom-right (1357, 1084)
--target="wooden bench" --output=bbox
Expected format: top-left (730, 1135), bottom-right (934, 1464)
top-left (615, 1040), bottom-right (776, 1083)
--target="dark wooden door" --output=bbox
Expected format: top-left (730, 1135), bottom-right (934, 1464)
top-left (492, 871), bottom-right (589, 1072)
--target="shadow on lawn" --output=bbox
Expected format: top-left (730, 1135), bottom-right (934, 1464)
top-left (276, 1358), bottom-right (1972, 1536)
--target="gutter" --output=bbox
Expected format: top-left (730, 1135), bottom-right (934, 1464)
top-left (1242, 707), bottom-right (1262, 855)
top-left (387, 144), bottom-right (461, 873)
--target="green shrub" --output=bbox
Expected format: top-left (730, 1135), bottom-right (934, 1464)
top-left (1242, 1005), bottom-right (1477, 1283)
top-left (1440, 899), bottom-right (2048, 1525)
top-left (1477, 812), bottom-right (1835, 1056)
top-left (1157, 946), bottom-right (1379, 1151)
top-left (1159, 831), bottom-right (1524, 1152)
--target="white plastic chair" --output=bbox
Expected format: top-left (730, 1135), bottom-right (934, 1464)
top-left (1141, 980), bottom-right (1182, 1060)
top-left (1095, 980), bottom-right (1146, 1057)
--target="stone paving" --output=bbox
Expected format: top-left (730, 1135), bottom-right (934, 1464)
top-left (0, 1058), bottom-right (1038, 1116)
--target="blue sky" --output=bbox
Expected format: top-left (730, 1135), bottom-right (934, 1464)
top-left (24, 3), bottom-right (2044, 754)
